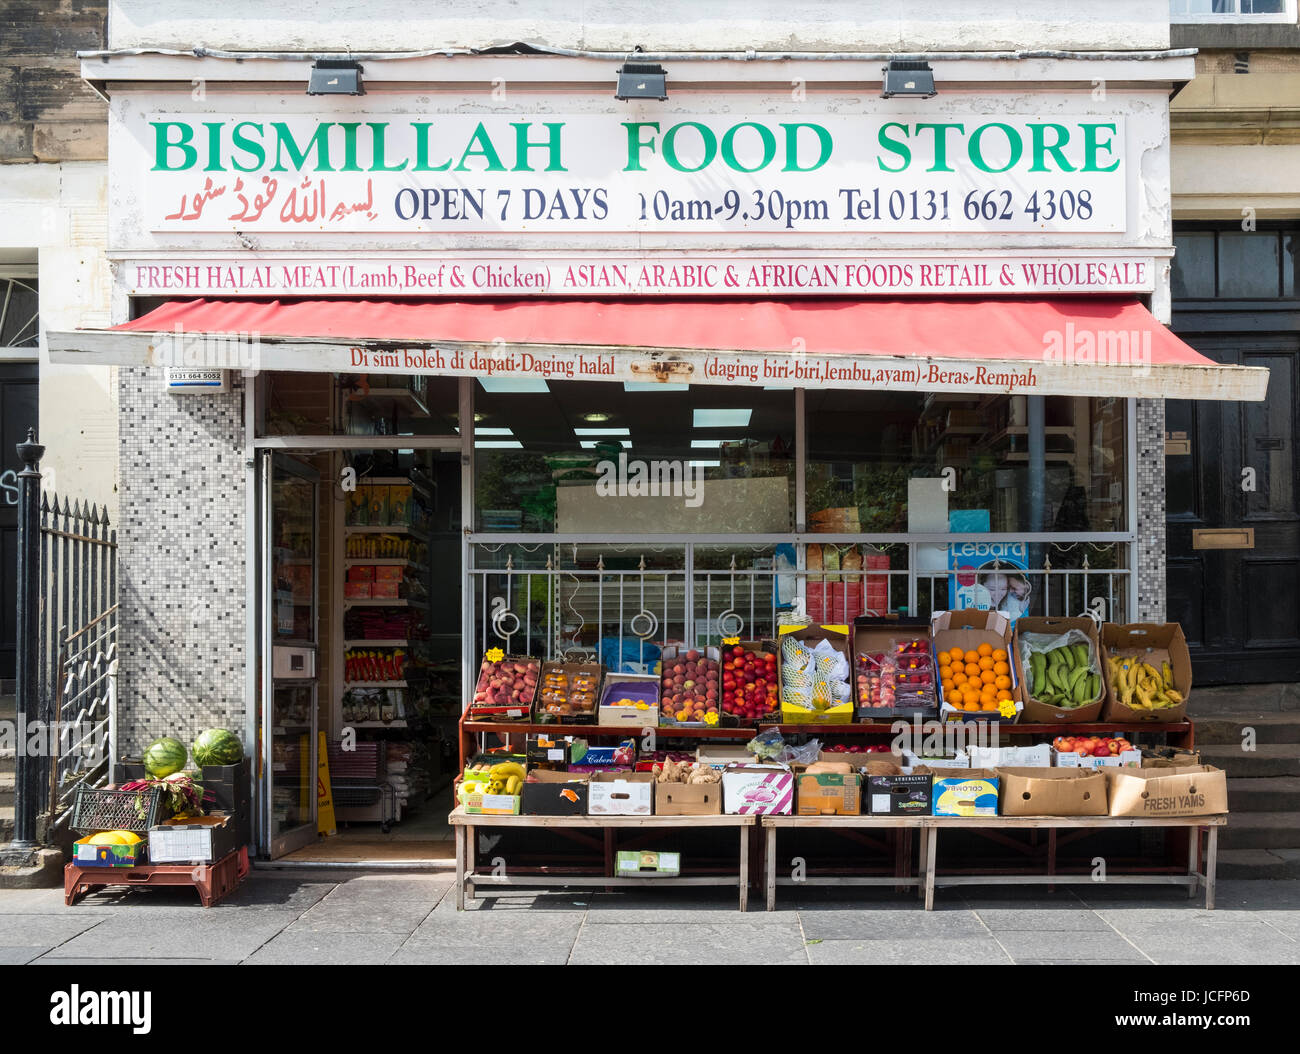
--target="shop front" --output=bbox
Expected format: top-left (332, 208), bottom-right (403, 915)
top-left (50, 48), bottom-right (1267, 861)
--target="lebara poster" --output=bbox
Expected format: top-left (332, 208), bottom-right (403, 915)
top-left (948, 541), bottom-right (1032, 623)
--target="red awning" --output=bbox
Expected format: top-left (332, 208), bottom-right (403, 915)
top-left (113, 295), bottom-right (1208, 365)
top-left (49, 296), bottom-right (1269, 401)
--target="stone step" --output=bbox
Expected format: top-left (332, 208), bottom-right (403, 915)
top-left (0, 771), bottom-right (11, 807)
top-left (1194, 743), bottom-right (1300, 778)
top-left (1195, 713), bottom-right (1300, 746)
top-left (1192, 683), bottom-right (1300, 714)
top-left (1228, 776), bottom-right (1300, 812)
top-left (0, 806), bottom-right (11, 842)
top-left (1216, 848), bottom-right (1300, 880)
top-left (0, 695), bottom-right (14, 721)
top-left (1219, 812), bottom-right (1300, 850)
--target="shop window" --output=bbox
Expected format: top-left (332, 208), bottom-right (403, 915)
top-left (1170, 0), bottom-right (1292, 19)
top-left (806, 391), bottom-right (1127, 535)
top-left (0, 278), bottom-right (39, 349)
top-left (473, 380), bottom-right (796, 534)
top-left (257, 372), bottom-right (458, 436)
top-left (1172, 227), bottom-right (1299, 300)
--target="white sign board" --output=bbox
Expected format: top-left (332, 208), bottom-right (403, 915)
top-left (165, 367), bottom-right (229, 393)
top-left (131, 112), bottom-right (1127, 235)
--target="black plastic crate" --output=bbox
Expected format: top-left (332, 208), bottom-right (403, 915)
top-left (71, 785), bottom-right (165, 834)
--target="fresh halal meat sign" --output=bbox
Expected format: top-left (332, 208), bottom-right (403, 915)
top-left (142, 112), bottom-right (1127, 234)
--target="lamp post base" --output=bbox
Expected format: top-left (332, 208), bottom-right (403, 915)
top-left (0, 847), bottom-right (65, 888)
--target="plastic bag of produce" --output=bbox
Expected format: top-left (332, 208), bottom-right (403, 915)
top-left (1018, 629), bottom-right (1102, 708)
top-left (811, 638), bottom-right (850, 682)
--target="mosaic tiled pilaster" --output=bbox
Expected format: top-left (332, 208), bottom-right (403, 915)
top-left (116, 366), bottom-right (247, 757)
top-left (1135, 398), bottom-right (1166, 622)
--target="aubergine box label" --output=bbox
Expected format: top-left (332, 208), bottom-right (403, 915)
top-left (868, 774), bottom-right (932, 815)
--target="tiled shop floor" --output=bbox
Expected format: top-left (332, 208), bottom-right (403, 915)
top-left (3, 875), bottom-right (1297, 965)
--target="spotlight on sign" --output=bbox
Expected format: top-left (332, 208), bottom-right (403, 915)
top-left (881, 59), bottom-right (936, 99)
top-left (615, 63), bottom-right (668, 101)
top-left (307, 59), bottom-right (364, 96)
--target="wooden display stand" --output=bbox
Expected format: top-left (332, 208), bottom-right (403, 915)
top-left (64, 847), bottom-right (250, 907)
top-left (449, 808), bottom-right (756, 910)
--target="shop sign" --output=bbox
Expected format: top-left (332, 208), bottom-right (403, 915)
top-left (164, 366), bottom-right (229, 393)
top-left (133, 112), bottom-right (1127, 234)
top-left (125, 252), bottom-right (1154, 297)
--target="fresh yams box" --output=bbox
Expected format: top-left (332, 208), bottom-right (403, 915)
top-left (928, 769), bottom-right (1001, 817)
top-left (1014, 616), bottom-right (1106, 723)
top-left (1101, 623), bottom-right (1192, 723)
top-left (723, 764), bottom-right (795, 815)
top-left (796, 772), bottom-right (862, 816)
top-left (931, 609), bottom-right (1022, 721)
top-left (1105, 765), bottom-right (1227, 818)
top-left (998, 767), bottom-right (1108, 817)
top-left (587, 771), bottom-right (655, 815)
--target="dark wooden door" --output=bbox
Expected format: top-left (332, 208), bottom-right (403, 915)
top-left (1166, 337), bottom-right (1300, 684)
top-left (0, 364), bottom-right (39, 683)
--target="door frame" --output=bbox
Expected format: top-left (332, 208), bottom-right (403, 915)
top-left (247, 392), bottom-right (471, 857)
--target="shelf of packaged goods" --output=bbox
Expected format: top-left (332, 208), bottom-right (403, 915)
top-left (772, 722), bottom-right (1192, 737)
top-left (272, 724), bottom-right (312, 734)
top-left (343, 639), bottom-right (426, 649)
top-left (463, 721), bottom-right (757, 738)
top-left (348, 721), bottom-right (409, 729)
top-left (363, 474), bottom-right (434, 495)
top-left (354, 388), bottom-right (431, 418)
top-left (345, 680), bottom-right (409, 689)
top-left (344, 558), bottom-right (429, 573)
top-left (345, 524), bottom-right (428, 541)
top-left (343, 598), bottom-right (428, 610)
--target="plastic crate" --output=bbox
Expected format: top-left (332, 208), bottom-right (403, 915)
top-left (71, 786), bottom-right (164, 834)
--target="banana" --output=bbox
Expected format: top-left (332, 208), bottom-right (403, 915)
top-left (505, 775), bottom-right (522, 795)
top-left (489, 761), bottom-right (526, 781)
top-left (1030, 652), bottom-right (1046, 694)
top-left (1072, 643), bottom-right (1090, 669)
top-left (1141, 662), bottom-right (1162, 685)
top-left (1161, 661), bottom-right (1175, 690)
top-left (1165, 688), bottom-right (1185, 704)
top-left (1066, 666), bottom-right (1088, 700)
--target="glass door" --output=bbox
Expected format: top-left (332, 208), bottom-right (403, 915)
top-left (261, 453), bottom-right (321, 857)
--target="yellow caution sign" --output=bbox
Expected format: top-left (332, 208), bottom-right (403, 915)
top-left (316, 730), bottom-right (337, 837)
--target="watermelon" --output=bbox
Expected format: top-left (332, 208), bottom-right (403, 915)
top-left (143, 736), bottom-right (188, 777)
top-left (192, 728), bottom-right (243, 767)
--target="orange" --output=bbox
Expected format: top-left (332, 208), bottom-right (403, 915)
top-left (963, 650), bottom-right (979, 664)
top-left (952, 672), bottom-right (967, 686)
top-left (981, 700), bottom-right (998, 711)
top-left (980, 670), bottom-right (996, 685)
top-left (964, 662), bottom-right (981, 677)
top-left (993, 661), bottom-right (1009, 676)
top-left (941, 678), bottom-right (955, 694)
top-left (965, 701), bottom-right (981, 712)
top-left (977, 642), bottom-right (993, 657)
top-left (994, 674), bottom-right (1012, 690)
top-left (948, 647), bottom-right (964, 663)
top-left (992, 648), bottom-right (1008, 661)
top-left (978, 656), bottom-right (994, 671)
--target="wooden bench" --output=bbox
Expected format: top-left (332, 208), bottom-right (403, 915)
top-left (448, 808), bottom-right (758, 910)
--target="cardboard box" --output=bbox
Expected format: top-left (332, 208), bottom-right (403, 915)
top-left (852, 615), bottom-right (939, 719)
top-left (655, 782), bottom-right (723, 816)
top-left (658, 644), bottom-right (723, 727)
top-left (867, 774), bottom-right (932, 815)
top-left (797, 772), bottom-right (862, 815)
top-left (346, 565), bottom-right (375, 583)
top-left (1101, 623), bottom-right (1192, 723)
top-left (388, 484), bottom-right (414, 526)
top-left (1014, 616), bottom-right (1106, 723)
top-left (598, 674), bottom-right (660, 727)
top-left (344, 580), bottom-right (372, 599)
top-left (899, 748), bottom-right (970, 774)
top-left (715, 639), bottom-right (779, 722)
top-left (71, 837), bottom-right (145, 867)
top-left (1055, 749), bottom-right (1142, 769)
top-left (998, 767), bottom-right (1108, 817)
top-left (374, 564), bottom-right (403, 582)
top-left (929, 769), bottom-right (1001, 817)
top-left (616, 850), bottom-right (681, 877)
top-left (777, 625), bottom-right (854, 723)
top-left (931, 609), bottom-right (1022, 722)
top-left (967, 743), bottom-right (1053, 768)
top-left (1105, 765), bottom-right (1228, 818)
top-left (370, 579), bottom-right (400, 599)
top-left (574, 740), bottom-right (636, 767)
top-left (1140, 747), bottom-right (1203, 768)
top-left (587, 772), bottom-right (655, 815)
top-left (520, 770), bottom-right (590, 816)
top-left (461, 791), bottom-right (521, 815)
top-left (723, 764), bottom-right (795, 815)
top-left (200, 758), bottom-right (252, 849)
top-left (525, 733), bottom-right (585, 768)
top-left (469, 654), bottom-right (541, 720)
top-left (535, 661), bottom-right (602, 723)
top-left (147, 814), bottom-right (241, 864)
top-left (696, 744), bottom-right (759, 769)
